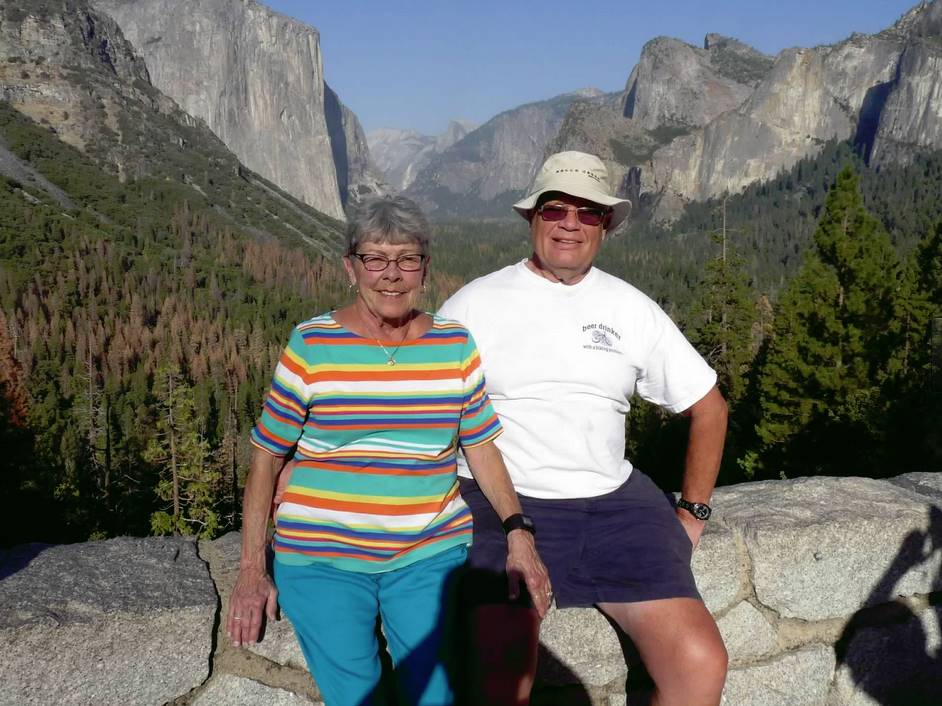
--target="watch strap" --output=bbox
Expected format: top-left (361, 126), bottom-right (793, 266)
top-left (676, 498), bottom-right (712, 521)
top-left (502, 513), bottom-right (535, 535)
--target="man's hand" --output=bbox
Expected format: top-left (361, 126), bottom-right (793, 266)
top-left (676, 509), bottom-right (706, 550)
top-left (272, 459), bottom-right (296, 510)
top-left (227, 566), bottom-right (278, 647)
top-left (506, 530), bottom-right (553, 618)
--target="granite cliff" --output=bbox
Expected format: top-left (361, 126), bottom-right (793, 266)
top-left (90, 0), bottom-right (385, 220)
top-left (368, 120), bottom-right (476, 192)
top-left (552, 0), bottom-right (942, 222)
top-left (0, 0), bottom-right (343, 253)
top-left (405, 89), bottom-right (603, 219)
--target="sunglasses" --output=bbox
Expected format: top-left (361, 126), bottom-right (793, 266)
top-left (536, 204), bottom-right (609, 227)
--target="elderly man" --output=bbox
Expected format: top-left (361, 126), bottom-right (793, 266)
top-left (440, 151), bottom-right (728, 706)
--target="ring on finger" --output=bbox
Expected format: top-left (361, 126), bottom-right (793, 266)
top-left (233, 616), bottom-right (243, 621)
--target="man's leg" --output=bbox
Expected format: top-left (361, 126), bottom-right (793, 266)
top-left (466, 603), bottom-right (540, 706)
top-left (597, 597), bottom-right (727, 706)
top-left (458, 478), bottom-right (551, 705)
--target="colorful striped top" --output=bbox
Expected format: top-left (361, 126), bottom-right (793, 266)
top-left (251, 312), bottom-right (502, 572)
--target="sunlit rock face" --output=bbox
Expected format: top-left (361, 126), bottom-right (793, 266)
top-left (622, 34), bottom-right (768, 131)
top-left (92, 0), bottom-right (383, 219)
top-left (870, 1), bottom-right (942, 166)
top-left (646, 1), bottom-right (942, 220)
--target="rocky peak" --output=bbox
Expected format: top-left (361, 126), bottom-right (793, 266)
top-left (621, 35), bottom-right (768, 131)
top-left (0, 0), bottom-right (175, 164)
top-left (404, 92), bottom-right (589, 219)
top-left (567, 86), bottom-right (605, 99)
top-left (90, 0), bottom-right (381, 220)
top-left (435, 119), bottom-right (477, 151)
top-left (368, 120), bottom-right (477, 192)
top-left (888, 0), bottom-right (942, 39)
top-left (703, 33), bottom-right (774, 86)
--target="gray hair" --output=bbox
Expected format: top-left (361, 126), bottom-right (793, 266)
top-left (345, 195), bottom-right (431, 256)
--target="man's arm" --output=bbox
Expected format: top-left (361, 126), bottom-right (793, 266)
top-left (677, 385), bottom-right (728, 548)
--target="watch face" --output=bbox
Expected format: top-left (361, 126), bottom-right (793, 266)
top-left (692, 504), bottom-right (711, 520)
top-left (679, 499), bottom-right (712, 520)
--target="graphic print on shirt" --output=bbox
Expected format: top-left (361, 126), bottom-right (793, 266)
top-left (582, 322), bottom-right (623, 354)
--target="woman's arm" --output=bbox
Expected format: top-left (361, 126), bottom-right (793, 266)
top-left (463, 440), bottom-right (553, 617)
top-left (227, 446), bottom-right (284, 647)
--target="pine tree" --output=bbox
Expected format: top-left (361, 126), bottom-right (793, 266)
top-left (688, 202), bottom-right (757, 404)
top-left (145, 365), bottom-right (221, 538)
top-left (753, 167), bottom-right (904, 477)
top-left (686, 205), bottom-right (759, 484)
top-left (884, 222), bottom-right (942, 469)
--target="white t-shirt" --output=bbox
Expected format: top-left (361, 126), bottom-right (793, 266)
top-left (439, 260), bottom-right (716, 499)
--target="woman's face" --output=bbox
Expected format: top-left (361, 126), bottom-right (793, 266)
top-left (343, 237), bottom-right (427, 326)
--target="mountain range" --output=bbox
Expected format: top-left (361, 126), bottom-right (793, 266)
top-left (3, 0), bottom-right (942, 228)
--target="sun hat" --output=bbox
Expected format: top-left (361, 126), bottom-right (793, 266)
top-left (513, 151), bottom-right (632, 229)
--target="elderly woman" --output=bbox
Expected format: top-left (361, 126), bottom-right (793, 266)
top-left (227, 195), bottom-right (550, 706)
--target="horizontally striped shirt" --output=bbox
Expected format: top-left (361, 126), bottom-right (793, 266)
top-left (251, 313), bottom-right (502, 572)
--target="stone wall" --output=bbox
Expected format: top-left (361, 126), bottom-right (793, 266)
top-left (2, 472), bottom-right (940, 706)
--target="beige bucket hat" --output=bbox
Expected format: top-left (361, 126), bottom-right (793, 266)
top-left (513, 151), bottom-right (632, 229)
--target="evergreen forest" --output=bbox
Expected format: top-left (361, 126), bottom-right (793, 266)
top-left (2, 103), bottom-right (941, 547)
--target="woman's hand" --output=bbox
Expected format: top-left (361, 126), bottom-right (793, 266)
top-left (506, 530), bottom-right (553, 618)
top-left (230, 447), bottom-right (285, 647)
top-left (227, 566), bottom-right (279, 647)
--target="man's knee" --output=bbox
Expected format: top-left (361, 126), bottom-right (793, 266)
top-left (675, 627), bottom-right (728, 685)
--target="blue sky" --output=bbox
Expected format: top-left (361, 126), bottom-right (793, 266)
top-left (265, 0), bottom-right (921, 136)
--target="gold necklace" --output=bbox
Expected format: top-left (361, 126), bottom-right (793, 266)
top-left (375, 335), bottom-right (406, 366)
top-left (370, 318), bottom-right (412, 366)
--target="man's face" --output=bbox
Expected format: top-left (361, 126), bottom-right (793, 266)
top-left (529, 193), bottom-right (608, 283)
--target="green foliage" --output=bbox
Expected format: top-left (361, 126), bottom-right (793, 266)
top-left (709, 47), bottom-right (774, 86)
top-left (752, 167), bottom-right (906, 477)
top-left (687, 227), bottom-right (758, 404)
top-left (145, 365), bottom-right (219, 538)
top-left (0, 102), bottom-right (348, 546)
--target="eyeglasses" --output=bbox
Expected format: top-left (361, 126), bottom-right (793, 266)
top-left (352, 252), bottom-right (427, 272)
top-left (537, 204), bottom-right (609, 227)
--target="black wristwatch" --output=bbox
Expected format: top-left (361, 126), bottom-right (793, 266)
top-left (676, 498), bottom-right (712, 521)
top-left (502, 513), bottom-right (536, 536)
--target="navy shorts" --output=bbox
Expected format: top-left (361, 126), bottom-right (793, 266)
top-left (459, 470), bottom-right (701, 609)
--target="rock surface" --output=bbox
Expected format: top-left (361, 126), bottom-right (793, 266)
top-left (715, 476), bottom-right (942, 620)
top-left (722, 646), bottom-right (836, 706)
top-left (0, 537), bottom-right (216, 706)
top-left (91, 0), bottom-right (378, 219)
top-left (368, 120), bottom-right (476, 192)
top-left (2, 476), bottom-right (940, 705)
top-left (537, 606), bottom-right (626, 688)
top-left (0, 0), bottom-right (344, 253)
top-left (622, 35), bottom-right (768, 131)
top-left (190, 674), bottom-right (322, 706)
top-left (717, 602), bottom-right (780, 664)
top-left (834, 605), bottom-right (942, 705)
top-left (405, 89), bottom-right (603, 219)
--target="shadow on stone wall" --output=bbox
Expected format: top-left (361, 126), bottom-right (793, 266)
top-left (271, 561), bottom-right (594, 706)
top-left (0, 542), bottom-right (51, 580)
top-left (835, 505), bottom-right (942, 704)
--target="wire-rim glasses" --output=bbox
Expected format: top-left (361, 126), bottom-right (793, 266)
top-left (352, 253), bottom-right (427, 272)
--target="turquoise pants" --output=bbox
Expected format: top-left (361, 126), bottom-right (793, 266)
top-left (274, 545), bottom-right (467, 706)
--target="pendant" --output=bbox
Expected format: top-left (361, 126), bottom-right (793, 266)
top-left (387, 359), bottom-right (396, 366)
